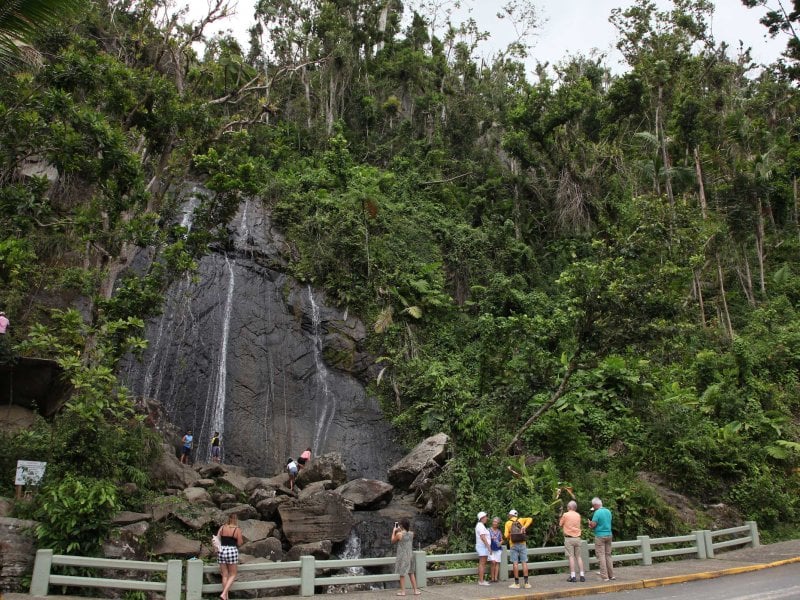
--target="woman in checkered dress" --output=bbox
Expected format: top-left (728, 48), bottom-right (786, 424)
top-left (217, 514), bottom-right (243, 600)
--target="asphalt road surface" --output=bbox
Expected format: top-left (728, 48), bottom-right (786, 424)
top-left (586, 563), bottom-right (800, 600)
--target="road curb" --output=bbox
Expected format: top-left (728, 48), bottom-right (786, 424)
top-left (489, 556), bottom-right (800, 600)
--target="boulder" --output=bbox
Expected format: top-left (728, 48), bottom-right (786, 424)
top-left (112, 511), bottom-right (152, 525)
top-left (240, 536), bottom-right (283, 561)
top-left (195, 478), bottom-right (216, 488)
top-left (387, 433), bottom-right (448, 489)
top-left (249, 488), bottom-right (276, 506)
top-left (182, 486), bottom-right (214, 506)
top-left (256, 495), bottom-right (291, 521)
top-left (211, 492), bottom-right (238, 506)
top-left (174, 506), bottom-right (223, 531)
top-left (298, 480), bottom-right (334, 499)
top-left (197, 464), bottom-right (227, 479)
top-left (0, 405), bottom-right (36, 434)
top-left (279, 492), bottom-right (354, 545)
top-left (0, 497), bottom-right (13, 518)
top-left (295, 453), bottom-right (347, 488)
top-left (239, 519), bottom-right (276, 543)
top-left (220, 469), bottom-right (250, 492)
top-left (245, 477), bottom-right (278, 494)
top-left (263, 473), bottom-right (291, 489)
top-left (0, 517), bottom-right (37, 592)
top-left (153, 531), bottom-right (201, 557)
top-left (103, 522), bottom-right (150, 560)
top-left (286, 540), bottom-right (333, 561)
top-left (146, 497), bottom-right (182, 522)
top-left (222, 503), bottom-right (259, 521)
top-left (150, 443), bottom-right (199, 489)
top-left (334, 479), bottom-right (393, 510)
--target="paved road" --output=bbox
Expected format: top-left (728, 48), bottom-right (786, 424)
top-left (587, 562), bottom-right (800, 600)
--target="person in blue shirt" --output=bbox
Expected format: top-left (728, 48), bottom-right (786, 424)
top-left (588, 497), bottom-right (615, 581)
top-left (180, 430), bottom-right (193, 464)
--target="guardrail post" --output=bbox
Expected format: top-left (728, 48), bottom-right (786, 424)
top-left (703, 530), bottom-right (715, 558)
top-left (300, 555), bottom-right (315, 597)
top-left (499, 546), bottom-right (509, 581)
top-left (30, 549), bottom-right (53, 596)
top-left (413, 550), bottom-right (427, 588)
top-left (185, 558), bottom-right (205, 600)
top-left (746, 521), bottom-right (760, 548)
top-left (579, 541), bottom-right (591, 573)
top-left (637, 536), bottom-right (652, 565)
top-left (692, 530), bottom-right (707, 559)
top-left (165, 559), bottom-right (182, 600)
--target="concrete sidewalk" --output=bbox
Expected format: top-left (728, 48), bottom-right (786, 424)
top-left (264, 540), bottom-right (800, 600)
top-left (5, 540), bottom-right (798, 600)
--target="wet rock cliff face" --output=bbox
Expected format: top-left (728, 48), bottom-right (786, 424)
top-left (122, 186), bottom-right (403, 479)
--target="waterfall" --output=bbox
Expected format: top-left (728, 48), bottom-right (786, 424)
top-left (201, 255), bottom-right (235, 462)
top-left (340, 530), bottom-right (366, 575)
top-left (308, 285), bottom-right (336, 455)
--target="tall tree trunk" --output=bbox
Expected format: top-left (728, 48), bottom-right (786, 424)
top-left (693, 146), bottom-right (708, 220)
top-left (693, 270), bottom-right (706, 327)
top-left (657, 85), bottom-right (674, 209)
top-left (756, 197), bottom-right (766, 297)
top-left (716, 255), bottom-right (734, 339)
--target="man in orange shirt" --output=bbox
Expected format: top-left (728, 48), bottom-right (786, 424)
top-left (559, 501), bottom-right (585, 582)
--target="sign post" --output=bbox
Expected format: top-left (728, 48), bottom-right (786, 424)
top-left (15, 460), bottom-right (47, 499)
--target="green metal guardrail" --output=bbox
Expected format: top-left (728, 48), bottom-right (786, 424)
top-left (29, 521), bottom-right (760, 598)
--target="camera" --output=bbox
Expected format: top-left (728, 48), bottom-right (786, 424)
top-left (394, 522), bottom-right (399, 528)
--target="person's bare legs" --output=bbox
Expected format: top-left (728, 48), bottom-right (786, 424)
top-left (221, 564), bottom-right (238, 599)
top-left (477, 556), bottom-right (487, 583)
top-left (409, 572), bottom-right (420, 594)
top-left (218, 564), bottom-right (230, 599)
top-left (397, 574), bottom-right (406, 595)
top-left (491, 558), bottom-right (499, 582)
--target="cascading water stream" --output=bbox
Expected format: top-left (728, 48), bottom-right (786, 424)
top-left (200, 255), bottom-right (235, 462)
top-left (308, 285), bottom-right (336, 455)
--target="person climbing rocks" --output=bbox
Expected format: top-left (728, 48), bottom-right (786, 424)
top-left (298, 447), bottom-right (311, 468)
top-left (181, 429), bottom-right (193, 464)
top-left (286, 457), bottom-right (299, 490)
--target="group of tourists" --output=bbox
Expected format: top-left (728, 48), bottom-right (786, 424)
top-left (180, 429), bottom-right (221, 464)
top-left (473, 497), bottom-right (615, 588)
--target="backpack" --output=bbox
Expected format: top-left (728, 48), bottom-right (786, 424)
top-left (510, 518), bottom-right (528, 543)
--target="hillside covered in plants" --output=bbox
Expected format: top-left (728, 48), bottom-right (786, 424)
top-left (1, 0), bottom-right (799, 555)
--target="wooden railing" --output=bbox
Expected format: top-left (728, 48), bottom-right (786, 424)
top-left (28, 521), bottom-right (760, 599)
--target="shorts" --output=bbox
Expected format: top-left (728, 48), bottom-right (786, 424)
top-left (217, 545), bottom-right (239, 564)
top-left (298, 456), bottom-right (307, 465)
top-left (182, 446), bottom-right (191, 455)
top-left (509, 544), bottom-right (528, 564)
top-left (288, 467), bottom-right (298, 476)
top-left (476, 544), bottom-right (489, 557)
top-left (211, 446), bottom-right (221, 458)
top-left (564, 536), bottom-right (581, 558)
top-left (489, 549), bottom-right (502, 563)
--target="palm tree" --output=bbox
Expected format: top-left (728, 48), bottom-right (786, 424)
top-left (0, 0), bottom-right (86, 71)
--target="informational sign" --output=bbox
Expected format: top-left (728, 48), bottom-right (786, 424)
top-left (15, 460), bottom-right (47, 486)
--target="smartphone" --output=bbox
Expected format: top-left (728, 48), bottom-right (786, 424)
top-left (394, 522), bottom-right (399, 528)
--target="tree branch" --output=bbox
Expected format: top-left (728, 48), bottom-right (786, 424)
top-left (504, 347), bottom-right (583, 455)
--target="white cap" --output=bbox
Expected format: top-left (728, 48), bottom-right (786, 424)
top-left (508, 509), bottom-right (519, 517)
top-left (477, 511), bottom-right (488, 520)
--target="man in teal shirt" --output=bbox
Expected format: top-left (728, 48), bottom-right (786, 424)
top-left (588, 497), bottom-right (614, 581)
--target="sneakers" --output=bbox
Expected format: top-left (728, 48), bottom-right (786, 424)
top-left (478, 581), bottom-right (490, 586)
top-left (580, 575), bottom-right (586, 582)
top-left (523, 583), bottom-right (532, 589)
top-left (508, 583), bottom-right (520, 589)
top-left (567, 576), bottom-right (577, 582)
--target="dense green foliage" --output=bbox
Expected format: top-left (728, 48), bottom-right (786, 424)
top-left (1, 0), bottom-right (799, 555)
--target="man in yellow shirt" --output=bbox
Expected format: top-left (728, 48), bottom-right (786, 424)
top-left (504, 509), bottom-right (533, 589)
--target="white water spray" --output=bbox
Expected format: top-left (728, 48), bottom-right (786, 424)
top-left (207, 255), bottom-right (235, 461)
top-left (308, 285), bottom-right (336, 455)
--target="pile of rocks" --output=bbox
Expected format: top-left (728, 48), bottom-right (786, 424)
top-left (104, 433), bottom-right (449, 565)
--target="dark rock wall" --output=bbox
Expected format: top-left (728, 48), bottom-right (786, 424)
top-left (123, 188), bottom-right (403, 479)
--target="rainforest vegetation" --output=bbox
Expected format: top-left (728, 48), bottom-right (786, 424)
top-left (1, 0), bottom-right (800, 555)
